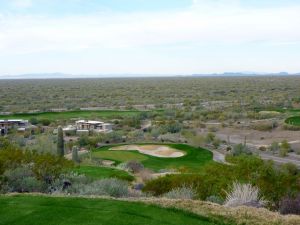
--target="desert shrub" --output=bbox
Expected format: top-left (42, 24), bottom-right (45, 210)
top-left (116, 162), bottom-right (128, 170)
top-left (139, 169), bottom-right (153, 182)
top-left (3, 166), bottom-right (46, 193)
top-left (143, 174), bottom-right (202, 197)
top-left (212, 138), bottom-right (221, 149)
top-left (224, 182), bottom-right (266, 208)
top-left (163, 122), bottom-right (182, 133)
top-left (258, 146), bottom-right (267, 151)
top-left (29, 117), bottom-right (39, 125)
top-left (251, 121), bottom-right (277, 131)
top-left (206, 195), bottom-right (224, 205)
top-left (231, 144), bottom-right (252, 156)
top-left (163, 186), bottom-right (196, 200)
top-left (125, 161), bottom-right (144, 173)
top-left (205, 132), bottom-right (215, 143)
top-left (283, 124), bottom-right (300, 131)
top-left (279, 195), bottom-right (300, 215)
top-left (68, 178), bottom-right (129, 197)
top-left (51, 172), bottom-right (91, 193)
top-left (39, 119), bottom-right (51, 126)
top-left (279, 140), bottom-right (291, 157)
top-left (145, 155), bottom-right (300, 209)
top-left (270, 141), bottom-right (279, 154)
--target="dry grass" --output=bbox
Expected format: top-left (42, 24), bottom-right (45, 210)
top-left (140, 198), bottom-right (300, 225)
top-left (224, 182), bottom-right (267, 207)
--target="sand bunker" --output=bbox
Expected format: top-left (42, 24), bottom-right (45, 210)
top-left (110, 145), bottom-right (185, 158)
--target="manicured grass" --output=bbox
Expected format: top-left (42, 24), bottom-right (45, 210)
top-left (93, 151), bottom-right (149, 162)
top-left (92, 144), bottom-right (213, 172)
top-left (0, 195), bottom-right (229, 225)
top-left (285, 116), bottom-right (300, 126)
top-left (72, 166), bottom-right (134, 181)
top-left (0, 110), bottom-right (142, 121)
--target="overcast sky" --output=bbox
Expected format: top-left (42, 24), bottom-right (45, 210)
top-left (0, 0), bottom-right (299, 77)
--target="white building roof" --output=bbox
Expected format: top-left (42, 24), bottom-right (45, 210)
top-left (0, 119), bottom-right (28, 123)
top-left (76, 120), bottom-right (104, 124)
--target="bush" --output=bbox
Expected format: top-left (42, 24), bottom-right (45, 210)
top-left (125, 161), bottom-right (144, 173)
top-left (251, 121), bottom-right (277, 131)
top-left (3, 166), bottom-right (45, 193)
top-left (224, 182), bottom-right (266, 208)
top-left (39, 119), bottom-right (51, 126)
top-left (163, 186), bottom-right (196, 200)
top-left (206, 195), bottom-right (224, 205)
top-left (283, 124), bottom-right (300, 131)
top-left (279, 195), bottom-right (300, 215)
top-left (231, 144), bottom-right (252, 156)
top-left (68, 178), bottom-right (129, 197)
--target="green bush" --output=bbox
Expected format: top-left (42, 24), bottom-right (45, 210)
top-left (144, 156), bottom-right (300, 209)
top-left (3, 166), bottom-right (46, 193)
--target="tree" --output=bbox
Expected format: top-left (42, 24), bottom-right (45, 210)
top-left (270, 141), bottom-right (279, 154)
top-left (280, 140), bottom-right (290, 157)
top-left (72, 146), bottom-right (79, 163)
top-left (57, 126), bottom-right (64, 157)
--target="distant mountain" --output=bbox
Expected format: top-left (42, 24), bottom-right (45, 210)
top-left (1, 72), bottom-right (300, 79)
top-left (191, 72), bottom-right (300, 77)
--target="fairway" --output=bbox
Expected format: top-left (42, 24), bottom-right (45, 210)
top-left (0, 110), bottom-right (143, 121)
top-left (0, 195), bottom-right (230, 225)
top-left (72, 166), bottom-right (134, 181)
top-left (285, 116), bottom-right (300, 126)
top-left (93, 144), bottom-right (212, 171)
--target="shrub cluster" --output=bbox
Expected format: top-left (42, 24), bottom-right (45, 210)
top-left (143, 155), bottom-right (300, 210)
top-left (0, 137), bottom-right (73, 193)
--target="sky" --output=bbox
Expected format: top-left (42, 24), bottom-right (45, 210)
top-left (0, 0), bottom-right (299, 77)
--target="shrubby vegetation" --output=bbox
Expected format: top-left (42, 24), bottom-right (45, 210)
top-left (1, 76), bottom-right (300, 112)
top-left (143, 155), bottom-right (300, 210)
top-left (0, 137), bottom-right (73, 193)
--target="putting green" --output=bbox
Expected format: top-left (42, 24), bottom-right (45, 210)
top-left (285, 116), bottom-right (300, 126)
top-left (92, 144), bottom-right (212, 172)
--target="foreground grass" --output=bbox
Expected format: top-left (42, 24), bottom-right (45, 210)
top-left (0, 110), bottom-right (142, 121)
top-left (92, 144), bottom-right (213, 172)
top-left (72, 166), bottom-right (134, 181)
top-left (0, 195), bottom-right (228, 225)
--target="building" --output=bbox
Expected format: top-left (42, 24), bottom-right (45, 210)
top-left (0, 119), bottom-right (29, 135)
top-left (63, 120), bottom-right (112, 135)
top-left (76, 120), bottom-right (112, 133)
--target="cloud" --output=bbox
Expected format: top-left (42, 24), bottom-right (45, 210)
top-left (0, 1), bottom-right (299, 55)
top-left (10, 0), bottom-right (33, 8)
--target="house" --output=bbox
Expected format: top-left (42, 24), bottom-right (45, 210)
top-left (76, 120), bottom-right (112, 133)
top-left (63, 120), bottom-right (112, 135)
top-left (0, 119), bottom-right (29, 135)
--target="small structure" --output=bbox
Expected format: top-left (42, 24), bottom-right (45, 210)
top-left (0, 119), bottom-right (29, 135)
top-left (63, 120), bottom-right (112, 135)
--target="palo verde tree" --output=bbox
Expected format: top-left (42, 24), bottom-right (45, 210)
top-left (57, 126), bottom-right (64, 157)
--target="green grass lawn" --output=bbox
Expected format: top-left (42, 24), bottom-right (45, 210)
top-left (285, 116), bottom-right (300, 126)
top-left (0, 195), bottom-right (230, 225)
top-left (72, 166), bottom-right (134, 181)
top-left (92, 144), bottom-right (212, 172)
top-left (0, 110), bottom-right (143, 121)
top-left (93, 151), bottom-right (148, 162)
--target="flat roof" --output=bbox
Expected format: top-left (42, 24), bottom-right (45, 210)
top-left (0, 119), bottom-right (28, 122)
top-left (76, 120), bottom-right (104, 124)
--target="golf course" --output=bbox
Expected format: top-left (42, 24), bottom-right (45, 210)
top-left (0, 110), bottom-right (143, 121)
top-left (92, 144), bottom-right (213, 171)
top-left (0, 195), bottom-right (231, 225)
